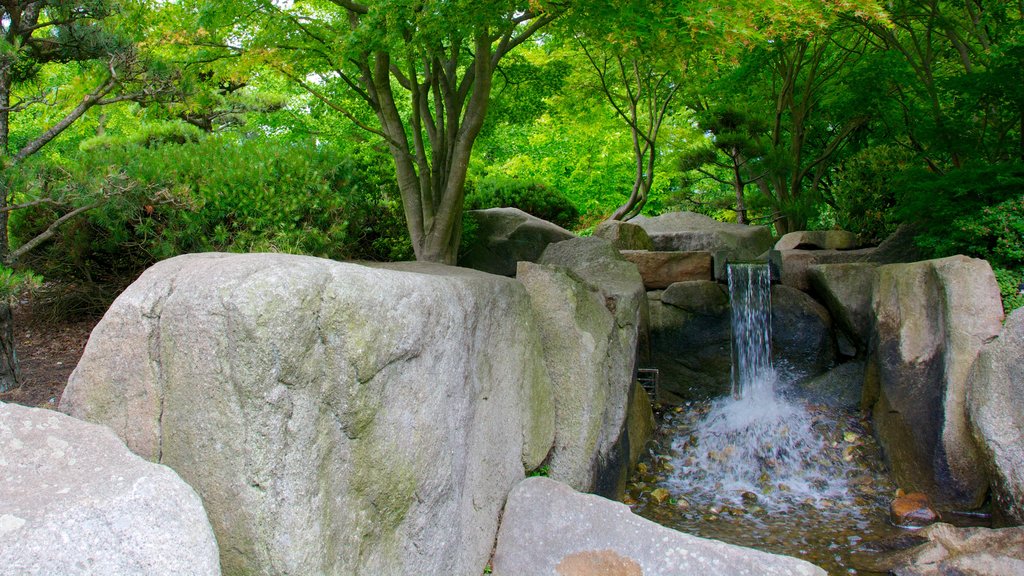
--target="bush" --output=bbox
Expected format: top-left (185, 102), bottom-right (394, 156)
top-left (830, 145), bottom-right (913, 244)
top-left (465, 175), bottom-right (579, 230)
top-left (9, 133), bottom-right (412, 311)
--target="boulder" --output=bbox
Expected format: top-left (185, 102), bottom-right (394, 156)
top-left (865, 223), bottom-right (928, 265)
top-left (492, 476), bottom-right (827, 576)
top-left (518, 262), bottom-right (650, 494)
top-left (460, 207), bottom-right (576, 276)
top-left (0, 401), bottom-right (220, 575)
top-left (592, 220), bottom-right (654, 251)
top-left (776, 248), bottom-right (877, 292)
top-left (772, 285), bottom-right (837, 382)
top-left (789, 360), bottom-right (865, 410)
top-left (648, 282), bottom-right (835, 403)
top-left (533, 237), bottom-right (651, 496)
top-left (61, 253), bottom-right (555, 576)
top-left (632, 211), bottom-right (774, 261)
top-left (807, 263), bottom-right (878, 356)
top-left (620, 250), bottom-right (713, 289)
top-left (890, 492), bottom-right (939, 527)
top-left (775, 230), bottom-right (860, 251)
top-left (856, 523), bottom-right (1024, 576)
top-left (968, 307), bottom-right (1024, 523)
top-left (865, 256), bottom-right (1004, 508)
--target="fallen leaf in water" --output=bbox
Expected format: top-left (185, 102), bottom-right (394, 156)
top-left (844, 431), bottom-right (860, 443)
top-left (650, 488), bottom-right (671, 503)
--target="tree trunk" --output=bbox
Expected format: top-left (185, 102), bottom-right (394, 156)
top-left (0, 302), bottom-right (18, 393)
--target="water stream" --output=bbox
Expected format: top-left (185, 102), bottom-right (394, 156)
top-left (627, 262), bottom-right (903, 574)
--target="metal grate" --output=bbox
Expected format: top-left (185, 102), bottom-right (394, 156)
top-left (637, 368), bottom-right (659, 398)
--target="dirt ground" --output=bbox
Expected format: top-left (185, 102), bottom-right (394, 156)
top-left (0, 299), bottom-right (99, 409)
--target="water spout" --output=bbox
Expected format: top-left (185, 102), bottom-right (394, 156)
top-left (727, 263), bottom-right (773, 400)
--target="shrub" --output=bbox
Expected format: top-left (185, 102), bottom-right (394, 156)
top-left (465, 175), bottom-right (579, 230)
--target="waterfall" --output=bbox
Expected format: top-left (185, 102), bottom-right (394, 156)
top-left (728, 263), bottom-right (773, 400)
top-left (664, 262), bottom-right (852, 512)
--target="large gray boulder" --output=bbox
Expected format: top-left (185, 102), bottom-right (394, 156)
top-left (776, 248), bottom-right (877, 292)
top-left (532, 237), bottom-right (651, 496)
top-left (648, 282), bottom-right (835, 402)
top-left (61, 253), bottom-right (555, 576)
top-left (807, 263), bottom-right (878, 357)
top-left (968, 307), bottom-right (1024, 523)
top-left (865, 256), bottom-right (1004, 508)
top-left (632, 211), bottom-right (774, 261)
top-left (460, 207), bottom-right (576, 276)
top-left (857, 523), bottom-right (1024, 576)
top-left (592, 220), bottom-right (654, 251)
top-left (0, 401), bottom-right (220, 575)
top-left (492, 476), bottom-right (826, 576)
top-left (775, 230), bottom-right (860, 251)
top-left (620, 250), bottom-right (713, 289)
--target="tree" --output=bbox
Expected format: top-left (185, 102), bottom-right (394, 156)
top-left (199, 0), bottom-right (564, 264)
top-left (0, 0), bottom-right (173, 392)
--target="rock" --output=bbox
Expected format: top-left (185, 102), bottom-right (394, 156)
top-left (890, 492), bottom-right (939, 527)
top-left (593, 220), bottom-right (654, 251)
top-left (648, 282), bottom-right (836, 403)
top-left (492, 476), bottom-right (827, 576)
top-left (61, 253), bottom-right (555, 576)
top-left (620, 250), bottom-right (713, 289)
top-left (775, 230), bottom-right (860, 251)
top-left (776, 248), bottom-right (877, 292)
top-left (661, 280), bottom-right (730, 315)
top-left (460, 207), bottom-right (576, 276)
top-left (863, 523), bottom-right (1024, 576)
top-left (790, 361), bottom-right (865, 410)
top-left (866, 256), bottom-right (1004, 508)
top-left (807, 263), bottom-right (878, 356)
top-left (771, 285), bottom-right (837, 383)
top-left (865, 223), bottom-right (928, 265)
top-left (968, 307), bottom-right (1024, 523)
top-left (0, 401), bottom-right (220, 575)
top-left (533, 237), bottom-right (651, 496)
top-left (632, 211), bottom-right (774, 261)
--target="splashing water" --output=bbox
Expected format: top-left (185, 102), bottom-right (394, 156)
top-left (665, 263), bottom-right (852, 513)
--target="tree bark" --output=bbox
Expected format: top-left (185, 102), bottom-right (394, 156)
top-left (0, 302), bottom-right (18, 393)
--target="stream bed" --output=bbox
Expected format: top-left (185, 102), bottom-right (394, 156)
top-left (624, 397), bottom-right (903, 575)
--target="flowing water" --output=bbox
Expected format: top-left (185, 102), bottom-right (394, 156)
top-left (626, 263), bottom-right (904, 574)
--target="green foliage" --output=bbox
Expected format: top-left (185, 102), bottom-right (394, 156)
top-left (994, 268), bottom-right (1024, 313)
top-left (527, 464), bottom-right (550, 478)
top-left (465, 175), bottom-right (580, 230)
top-left (829, 145), bottom-right (915, 245)
top-left (10, 132), bottom-right (412, 291)
top-left (0, 266), bottom-right (42, 301)
top-left (898, 164), bottom-right (1024, 268)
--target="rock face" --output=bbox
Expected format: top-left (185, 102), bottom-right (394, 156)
top-left (460, 207), bottom-right (576, 276)
top-left (791, 361), bottom-right (865, 410)
top-left (649, 281), bottom-right (835, 402)
top-left (865, 256), bottom-right (1004, 508)
top-left (860, 523), bottom-right (1024, 576)
top-left (632, 211), bottom-right (774, 261)
top-left (0, 401), bottom-right (220, 575)
top-left (529, 237), bottom-right (652, 496)
top-left (775, 230), bottom-right (860, 251)
top-left (968, 307), bottom-right (1024, 523)
top-left (808, 263), bottom-right (878, 357)
top-left (61, 253), bottom-right (555, 576)
top-left (776, 248), bottom-right (877, 292)
top-left (620, 250), bottom-right (713, 289)
top-left (492, 476), bottom-right (827, 576)
top-left (592, 220), bottom-right (654, 251)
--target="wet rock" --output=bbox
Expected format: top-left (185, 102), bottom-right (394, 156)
top-left (790, 361), bottom-right (865, 410)
top-left (0, 401), bottom-right (220, 575)
top-left (866, 256), bottom-right (1004, 508)
top-left (865, 523), bottom-right (1024, 576)
top-left (460, 207), bottom-right (576, 276)
top-left (807, 263), bottom-right (878, 356)
top-left (632, 211), bottom-right (775, 262)
top-left (775, 230), bottom-right (860, 251)
top-left (968, 307), bottom-right (1024, 524)
top-left (593, 220), bottom-right (653, 251)
top-left (771, 285), bottom-right (837, 382)
top-left (890, 492), bottom-right (939, 527)
top-left (493, 476), bottom-right (827, 576)
top-left (621, 250), bottom-right (712, 289)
